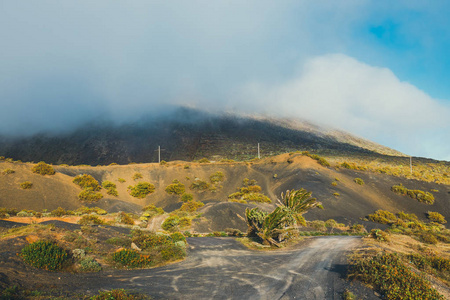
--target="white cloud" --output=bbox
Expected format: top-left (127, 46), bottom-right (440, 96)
top-left (237, 54), bottom-right (450, 160)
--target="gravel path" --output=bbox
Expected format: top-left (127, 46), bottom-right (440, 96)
top-left (73, 236), bottom-right (378, 299)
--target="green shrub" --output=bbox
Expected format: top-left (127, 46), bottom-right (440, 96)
top-left (396, 211), bottom-right (418, 222)
top-left (133, 172), bottom-right (143, 180)
top-left (78, 215), bottom-right (105, 225)
top-left (160, 244), bottom-right (186, 261)
top-left (303, 152), bottom-right (330, 167)
top-left (73, 174), bottom-right (101, 191)
top-left (165, 180), bottom-right (185, 195)
top-left (162, 216), bottom-right (180, 231)
top-left (210, 171), bottom-right (225, 183)
top-left (349, 253), bottom-right (444, 299)
top-left (20, 181), bottom-right (33, 189)
top-left (112, 249), bottom-right (152, 268)
top-left (419, 233), bottom-right (438, 245)
top-left (391, 184), bottom-right (435, 204)
top-left (181, 193), bottom-right (194, 202)
top-left (189, 179), bottom-right (210, 191)
top-left (179, 201), bottom-right (204, 212)
top-left (141, 204), bottom-right (164, 215)
top-left (51, 207), bottom-right (72, 217)
top-left (128, 182), bottom-right (155, 198)
top-left (75, 206), bottom-right (107, 215)
top-left (31, 161), bottom-right (55, 175)
top-left (353, 178), bottom-right (364, 185)
top-left (368, 210), bottom-right (397, 224)
top-left (106, 237), bottom-right (132, 247)
top-left (116, 212), bottom-right (135, 225)
top-left (369, 229), bottom-right (390, 242)
top-left (228, 179), bottom-right (271, 203)
top-left (90, 289), bottom-right (149, 300)
top-left (170, 232), bottom-right (186, 243)
top-left (429, 256), bottom-right (450, 272)
top-left (178, 217), bottom-right (191, 228)
top-left (78, 190), bottom-right (103, 202)
top-left (427, 211), bottom-right (446, 224)
top-left (102, 180), bottom-right (118, 196)
top-left (118, 178), bottom-right (126, 183)
top-left (2, 168), bottom-right (15, 175)
top-left (21, 240), bottom-right (68, 271)
top-left (133, 232), bottom-right (173, 249)
top-left (198, 158), bottom-right (210, 163)
top-left (79, 257), bottom-right (102, 272)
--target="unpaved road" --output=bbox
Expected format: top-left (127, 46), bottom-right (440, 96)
top-left (72, 236), bottom-right (377, 299)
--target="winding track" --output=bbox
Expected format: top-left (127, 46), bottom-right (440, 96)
top-left (75, 236), bottom-right (372, 299)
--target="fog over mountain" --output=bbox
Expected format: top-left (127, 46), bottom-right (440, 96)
top-left (1, 1), bottom-right (449, 160)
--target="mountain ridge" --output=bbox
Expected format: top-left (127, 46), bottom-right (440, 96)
top-left (0, 107), bottom-right (404, 165)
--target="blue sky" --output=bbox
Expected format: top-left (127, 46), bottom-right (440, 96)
top-left (0, 1), bottom-right (449, 160)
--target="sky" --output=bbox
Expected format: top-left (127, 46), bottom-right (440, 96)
top-left (0, 1), bottom-right (449, 160)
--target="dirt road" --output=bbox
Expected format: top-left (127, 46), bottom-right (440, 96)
top-left (72, 236), bottom-right (377, 299)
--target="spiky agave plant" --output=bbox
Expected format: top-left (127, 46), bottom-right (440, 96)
top-left (277, 189), bottom-right (323, 227)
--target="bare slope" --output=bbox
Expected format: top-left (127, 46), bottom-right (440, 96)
top-left (1, 153), bottom-right (448, 231)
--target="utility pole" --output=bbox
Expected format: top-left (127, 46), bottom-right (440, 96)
top-left (154, 146), bottom-right (165, 163)
top-left (258, 143), bottom-right (260, 159)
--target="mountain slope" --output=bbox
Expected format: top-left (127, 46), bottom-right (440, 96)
top-left (0, 107), bottom-right (403, 165)
top-left (1, 153), bottom-right (448, 232)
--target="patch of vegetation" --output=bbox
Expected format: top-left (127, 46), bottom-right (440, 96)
top-left (2, 168), bottom-right (15, 175)
top-left (342, 290), bottom-right (356, 300)
top-left (132, 172), bottom-right (143, 180)
top-left (353, 178), bottom-right (364, 185)
top-left (349, 253), bottom-right (444, 299)
top-left (131, 230), bottom-right (187, 262)
top-left (162, 215), bottom-right (181, 231)
top-left (79, 256), bottom-right (102, 272)
top-left (198, 158), bottom-right (210, 163)
top-left (368, 210), bottom-right (397, 224)
top-left (21, 240), bottom-right (68, 271)
top-left (116, 212), bottom-right (135, 225)
top-left (112, 249), bottom-right (152, 268)
top-left (128, 182), bottom-right (155, 198)
top-left (31, 161), bottom-right (55, 175)
top-left (90, 289), bottom-right (150, 300)
top-left (78, 190), bottom-right (103, 202)
top-left (369, 229), bottom-right (390, 242)
top-left (189, 179), bottom-right (210, 191)
top-left (427, 211), bottom-right (446, 224)
top-left (118, 178), bottom-right (126, 183)
top-left (165, 179), bottom-right (185, 195)
top-left (20, 181), bottom-right (33, 189)
top-left (75, 206), bottom-right (107, 215)
top-left (244, 188), bottom-right (322, 247)
top-left (180, 193), bottom-right (193, 202)
top-left (302, 151), bottom-right (330, 167)
top-left (51, 207), bottom-right (74, 217)
top-left (0, 207), bottom-right (18, 219)
top-left (228, 178), bottom-right (271, 203)
top-left (391, 184), bottom-right (435, 204)
top-left (73, 174), bottom-right (101, 191)
top-left (78, 215), bottom-right (105, 225)
top-left (179, 201), bottom-right (204, 212)
top-left (102, 180), bottom-right (118, 196)
top-left (210, 171), bottom-right (225, 183)
top-left (340, 161), bottom-right (367, 171)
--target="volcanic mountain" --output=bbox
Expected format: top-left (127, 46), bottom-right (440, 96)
top-left (0, 107), bottom-right (403, 166)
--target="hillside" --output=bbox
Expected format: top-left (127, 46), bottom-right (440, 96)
top-left (1, 153), bottom-right (448, 232)
top-left (0, 107), bottom-right (404, 165)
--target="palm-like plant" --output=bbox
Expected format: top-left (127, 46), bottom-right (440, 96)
top-left (277, 189), bottom-right (322, 227)
top-left (243, 188), bottom-right (322, 247)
